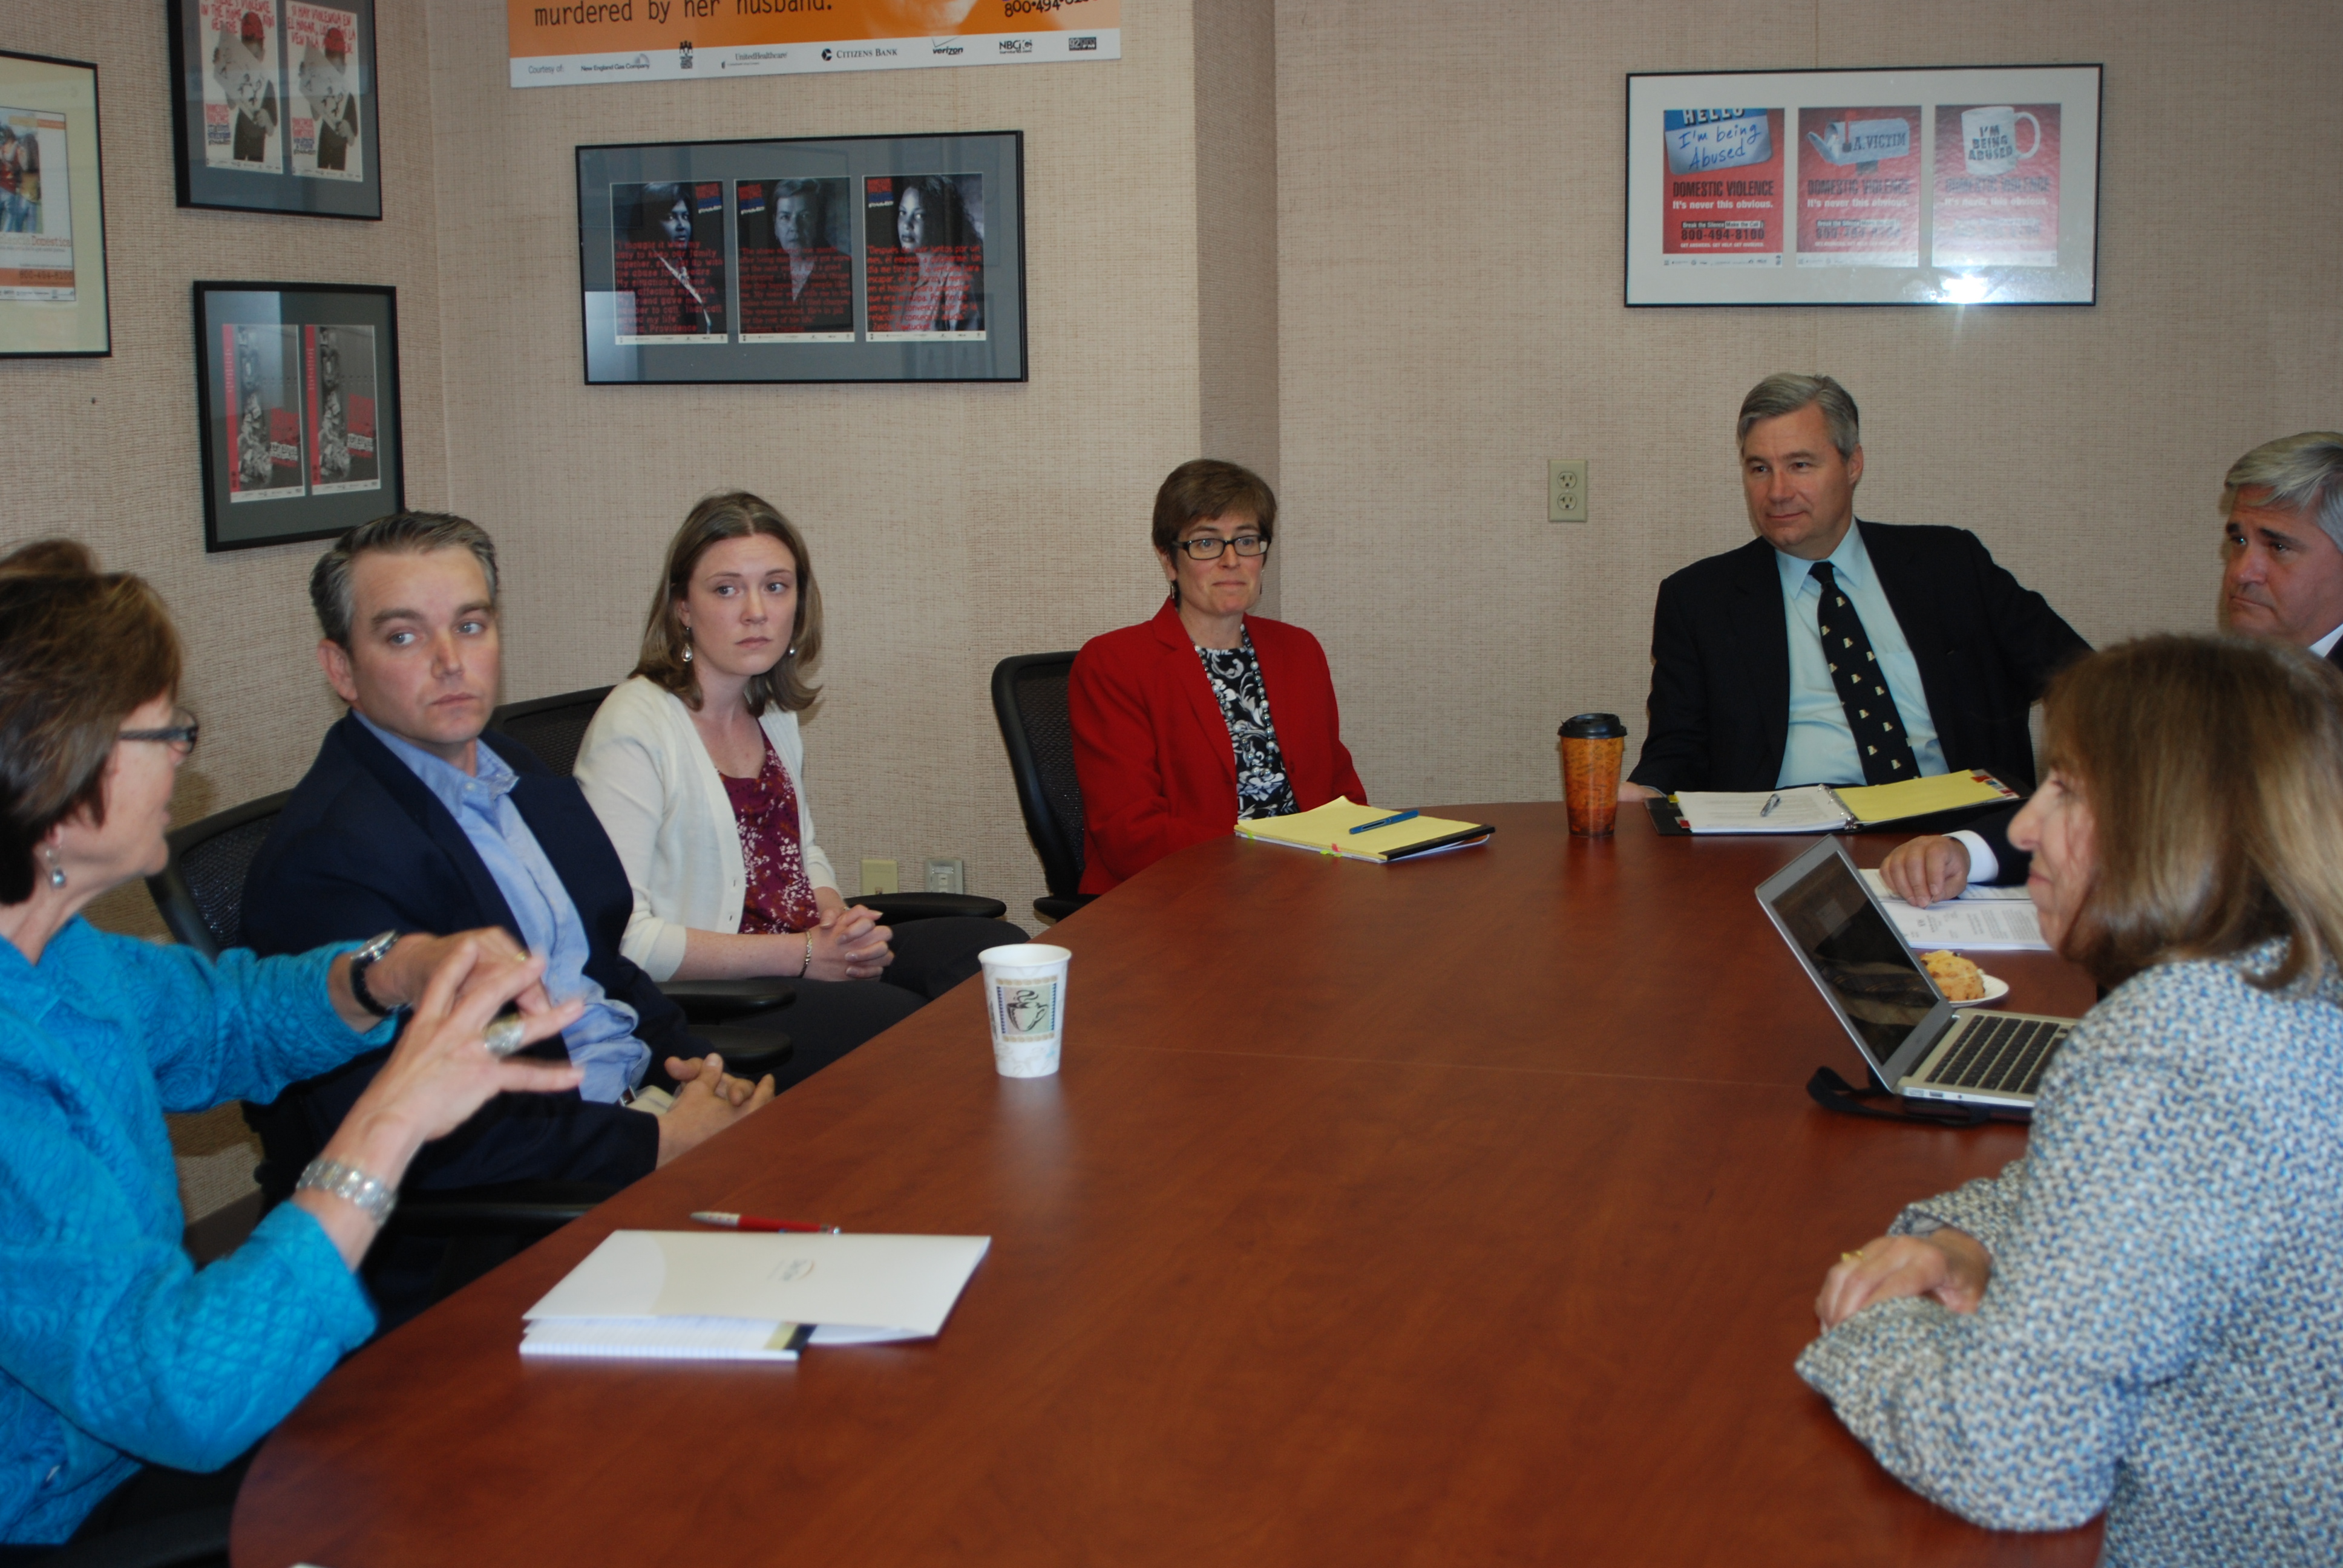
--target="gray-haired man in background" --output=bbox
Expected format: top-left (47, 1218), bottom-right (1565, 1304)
top-left (1886, 430), bottom-right (2343, 903)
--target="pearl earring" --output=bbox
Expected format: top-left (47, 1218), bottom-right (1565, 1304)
top-left (44, 846), bottom-right (64, 890)
top-left (683, 644), bottom-right (693, 664)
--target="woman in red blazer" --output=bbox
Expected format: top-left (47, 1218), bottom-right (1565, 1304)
top-left (1069, 460), bottom-right (1367, 892)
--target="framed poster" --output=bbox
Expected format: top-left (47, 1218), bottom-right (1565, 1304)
top-left (1625, 65), bottom-right (2101, 306)
top-left (193, 282), bottom-right (403, 552)
top-left (168, 0), bottom-right (382, 220)
top-left (576, 131), bottom-right (1026, 385)
top-left (0, 50), bottom-right (110, 358)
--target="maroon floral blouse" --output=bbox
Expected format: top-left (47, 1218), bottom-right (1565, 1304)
top-left (721, 731), bottom-right (822, 935)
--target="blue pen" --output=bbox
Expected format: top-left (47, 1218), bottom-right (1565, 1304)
top-left (1350, 808), bottom-right (1420, 835)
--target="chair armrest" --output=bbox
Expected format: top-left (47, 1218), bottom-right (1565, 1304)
top-left (687, 1023), bottom-right (794, 1082)
top-left (658, 978), bottom-right (795, 1024)
top-left (848, 891), bottom-right (1011, 923)
top-left (1035, 894), bottom-right (1095, 922)
top-left (385, 1179), bottom-right (617, 1239)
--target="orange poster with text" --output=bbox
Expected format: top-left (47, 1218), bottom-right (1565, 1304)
top-left (508, 0), bottom-right (1121, 85)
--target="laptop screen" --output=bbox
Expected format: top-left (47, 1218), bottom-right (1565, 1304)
top-left (1767, 849), bottom-right (1938, 1063)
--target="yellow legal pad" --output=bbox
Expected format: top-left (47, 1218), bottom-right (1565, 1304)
top-left (1233, 797), bottom-right (1496, 864)
top-left (1832, 769), bottom-right (2019, 825)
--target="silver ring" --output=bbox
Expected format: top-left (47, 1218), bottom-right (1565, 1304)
top-left (483, 1012), bottom-right (527, 1056)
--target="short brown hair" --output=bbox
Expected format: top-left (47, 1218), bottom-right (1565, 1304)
top-left (0, 541), bottom-right (182, 904)
top-left (1150, 459), bottom-right (1277, 557)
top-left (311, 511), bottom-right (500, 647)
top-left (2042, 634), bottom-right (2343, 990)
top-left (635, 491), bottom-right (822, 716)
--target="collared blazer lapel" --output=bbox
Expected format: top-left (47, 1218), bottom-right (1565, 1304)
top-left (1863, 521), bottom-right (1964, 754)
top-left (1728, 538), bottom-right (1793, 779)
top-left (1149, 599), bottom-right (1236, 788)
top-left (334, 713), bottom-right (526, 941)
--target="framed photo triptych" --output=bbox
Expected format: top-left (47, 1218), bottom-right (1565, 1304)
top-left (577, 132), bottom-right (1026, 384)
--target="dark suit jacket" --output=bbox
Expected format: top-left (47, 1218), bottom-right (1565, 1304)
top-left (1069, 601), bottom-right (1367, 892)
top-left (1961, 635), bottom-right (2343, 885)
top-left (240, 716), bottom-right (671, 1194)
top-left (1628, 521), bottom-right (2089, 795)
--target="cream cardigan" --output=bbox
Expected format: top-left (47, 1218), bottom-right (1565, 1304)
top-left (573, 675), bottom-right (839, 982)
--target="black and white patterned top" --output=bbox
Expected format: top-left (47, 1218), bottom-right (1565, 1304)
top-left (1796, 941), bottom-right (2343, 1566)
top-left (1196, 631), bottom-right (1299, 820)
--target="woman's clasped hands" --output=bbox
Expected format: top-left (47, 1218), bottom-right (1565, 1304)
top-left (1815, 1227), bottom-right (1994, 1330)
top-left (799, 898), bottom-right (893, 982)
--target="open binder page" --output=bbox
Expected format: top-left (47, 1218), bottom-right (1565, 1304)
top-left (1673, 786), bottom-right (1847, 834)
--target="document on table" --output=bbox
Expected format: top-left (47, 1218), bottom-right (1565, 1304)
top-left (520, 1230), bottom-right (991, 1362)
top-left (1860, 869), bottom-right (2051, 951)
top-left (1674, 786), bottom-right (1849, 833)
top-left (1233, 797), bottom-right (1495, 862)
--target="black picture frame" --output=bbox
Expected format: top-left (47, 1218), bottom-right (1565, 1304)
top-left (1624, 65), bottom-right (2102, 307)
top-left (0, 48), bottom-right (111, 358)
top-left (575, 131), bottom-right (1026, 385)
top-left (168, 0), bottom-right (382, 221)
top-left (193, 281), bottom-right (403, 552)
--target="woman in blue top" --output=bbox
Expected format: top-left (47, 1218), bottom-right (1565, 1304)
top-left (1801, 634), bottom-right (2343, 1566)
top-left (0, 543), bottom-right (586, 1549)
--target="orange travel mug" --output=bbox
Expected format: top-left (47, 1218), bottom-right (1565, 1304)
top-left (1559, 713), bottom-right (1628, 836)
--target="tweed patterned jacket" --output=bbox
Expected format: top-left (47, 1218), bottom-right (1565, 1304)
top-left (1797, 942), bottom-right (2343, 1566)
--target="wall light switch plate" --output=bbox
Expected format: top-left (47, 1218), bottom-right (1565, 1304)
top-left (924, 857), bottom-right (966, 895)
top-left (860, 857), bottom-right (899, 895)
top-left (1547, 459), bottom-right (1588, 523)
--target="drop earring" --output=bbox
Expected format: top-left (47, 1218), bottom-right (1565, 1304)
top-left (43, 846), bottom-right (64, 890)
top-left (681, 629), bottom-right (693, 664)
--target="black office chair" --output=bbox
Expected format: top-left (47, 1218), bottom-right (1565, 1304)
top-left (489, 684), bottom-right (1008, 926)
top-left (991, 652), bottom-right (1097, 923)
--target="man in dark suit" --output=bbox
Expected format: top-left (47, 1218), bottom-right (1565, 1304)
top-left (242, 512), bottom-right (772, 1210)
top-left (1624, 372), bottom-right (2087, 804)
top-left (1886, 430), bottom-right (2343, 903)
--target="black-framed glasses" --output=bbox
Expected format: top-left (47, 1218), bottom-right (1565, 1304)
top-left (119, 708), bottom-right (200, 757)
top-left (1172, 535), bottom-right (1270, 560)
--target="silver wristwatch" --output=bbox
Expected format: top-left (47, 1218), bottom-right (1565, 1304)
top-left (295, 1157), bottom-right (398, 1226)
top-left (346, 929), bottom-right (401, 1018)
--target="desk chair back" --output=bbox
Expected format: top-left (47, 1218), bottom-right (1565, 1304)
top-left (489, 685), bottom-right (615, 777)
top-left (991, 652), bottom-right (1092, 920)
top-left (146, 791), bottom-right (293, 959)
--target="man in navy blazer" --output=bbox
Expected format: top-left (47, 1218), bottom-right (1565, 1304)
top-left (1625, 373), bottom-right (2087, 800)
top-left (243, 512), bottom-right (770, 1204)
top-left (1885, 430), bottom-right (2343, 903)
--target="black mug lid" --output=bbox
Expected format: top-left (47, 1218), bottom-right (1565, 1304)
top-left (1558, 712), bottom-right (1628, 739)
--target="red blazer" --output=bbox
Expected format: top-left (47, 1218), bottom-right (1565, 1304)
top-left (1069, 601), bottom-right (1367, 892)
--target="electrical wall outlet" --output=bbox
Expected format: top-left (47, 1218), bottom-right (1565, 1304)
top-left (860, 857), bottom-right (899, 895)
top-left (924, 857), bottom-right (966, 895)
top-left (1547, 459), bottom-right (1588, 523)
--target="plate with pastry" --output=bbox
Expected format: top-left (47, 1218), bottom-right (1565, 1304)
top-left (1921, 949), bottom-right (2009, 1007)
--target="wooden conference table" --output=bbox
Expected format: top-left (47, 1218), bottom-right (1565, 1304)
top-left (237, 804), bottom-right (2104, 1566)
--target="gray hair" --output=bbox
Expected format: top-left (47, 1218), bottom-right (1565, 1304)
top-left (1737, 373), bottom-right (1861, 460)
top-left (2221, 432), bottom-right (2343, 552)
top-left (310, 511), bottom-right (500, 648)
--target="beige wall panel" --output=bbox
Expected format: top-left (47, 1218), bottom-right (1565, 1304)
top-left (1276, 0), bottom-right (2343, 806)
top-left (426, 1), bottom-right (1205, 924)
top-left (6, 3), bottom-right (452, 937)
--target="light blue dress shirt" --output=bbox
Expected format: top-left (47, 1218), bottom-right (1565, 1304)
top-left (1774, 524), bottom-right (1946, 788)
top-left (358, 714), bottom-right (649, 1102)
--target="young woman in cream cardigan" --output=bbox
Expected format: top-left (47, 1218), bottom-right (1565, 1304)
top-left (575, 492), bottom-right (1025, 1080)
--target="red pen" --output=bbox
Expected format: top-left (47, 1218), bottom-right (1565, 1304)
top-left (690, 1210), bottom-right (841, 1234)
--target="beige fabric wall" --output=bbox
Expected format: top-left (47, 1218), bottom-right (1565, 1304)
top-left (425, 1), bottom-right (1208, 924)
top-left (5, 4), bottom-right (452, 938)
top-left (1194, 0), bottom-right (1282, 616)
top-left (1275, 1), bottom-right (2343, 806)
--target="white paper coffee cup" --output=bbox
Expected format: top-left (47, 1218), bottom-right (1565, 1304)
top-left (978, 943), bottom-right (1071, 1077)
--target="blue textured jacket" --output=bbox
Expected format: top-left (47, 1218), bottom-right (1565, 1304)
top-left (1798, 947), bottom-right (2343, 1566)
top-left (0, 923), bottom-right (386, 1544)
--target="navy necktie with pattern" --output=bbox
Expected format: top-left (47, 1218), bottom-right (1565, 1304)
top-left (1809, 560), bottom-right (1918, 785)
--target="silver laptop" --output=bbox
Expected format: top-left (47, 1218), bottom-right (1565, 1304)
top-left (1755, 837), bottom-right (2077, 1110)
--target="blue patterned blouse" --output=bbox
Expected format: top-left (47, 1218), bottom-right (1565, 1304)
top-left (1196, 631), bottom-right (1299, 820)
top-left (0, 921), bottom-right (387, 1544)
top-left (1797, 942), bottom-right (2343, 1566)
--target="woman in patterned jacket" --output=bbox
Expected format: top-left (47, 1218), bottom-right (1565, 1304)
top-left (1803, 633), bottom-right (2343, 1567)
top-left (574, 492), bottom-right (1024, 1083)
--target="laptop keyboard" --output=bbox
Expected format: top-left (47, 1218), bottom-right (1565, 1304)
top-left (1927, 1014), bottom-right (2071, 1096)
